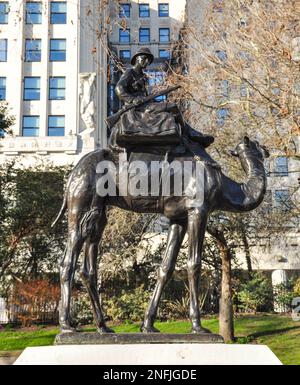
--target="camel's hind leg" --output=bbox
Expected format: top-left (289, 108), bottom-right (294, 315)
top-left (187, 207), bottom-right (211, 334)
top-left (80, 207), bottom-right (114, 334)
top-left (142, 220), bottom-right (187, 333)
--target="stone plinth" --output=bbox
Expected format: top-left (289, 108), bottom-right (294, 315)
top-left (14, 344), bottom-right (282, 365)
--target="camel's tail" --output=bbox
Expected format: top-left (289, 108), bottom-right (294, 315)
top-left (51, 195), bottom-right (67, 228)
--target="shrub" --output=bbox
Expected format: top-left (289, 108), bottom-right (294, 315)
top-left (273, 280), bottom-right (295, 312)
top-left (160, 294), bottom-right (190, 320)
top-left (237, 272), bottom-right (273, 313)
top-left (11, 279), bottom-right (60, 326)
top-left (104, 286), bottom-right (151, 322)
top-left (293, 278), bottom-right (300, 297)
top-left (71, 293), bottom-right (94, 326)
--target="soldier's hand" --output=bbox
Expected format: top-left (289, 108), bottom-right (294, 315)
top-left (134, 97), bottom-right (145, 105)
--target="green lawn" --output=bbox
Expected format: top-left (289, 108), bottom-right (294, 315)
top-left (0, 314), bottom-right (299, 365)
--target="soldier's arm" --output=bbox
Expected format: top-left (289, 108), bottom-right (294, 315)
top-left (115, 70), bottom-right (137, 104)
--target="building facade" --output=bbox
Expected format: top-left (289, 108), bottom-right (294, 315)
top-left (185, 0), bottom-right (300, 293)
top-left (0, 0), bottom-right (187, 166)
top-left (0, 0), bottom-right (108, 166)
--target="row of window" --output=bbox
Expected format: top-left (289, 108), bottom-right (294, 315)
top-left (0, 38), bottom-right (66, 62)
top-left (120, 3), bottom-right (169, 18)
top-left (119, 28), bottom-right (170, 44)
top-left (119, 48), bottom-right (170, 60)
top-left (0, 76), bottom-right (65, 101)
top-left (23, 115), bottom-right (65, 137)
top-left (267, 157), bottom-right (289, 177)
top-left (0, 2), bottom-right (67, 24)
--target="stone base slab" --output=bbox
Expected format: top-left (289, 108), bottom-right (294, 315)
top-left (55, 332), bottom-right (224, 345)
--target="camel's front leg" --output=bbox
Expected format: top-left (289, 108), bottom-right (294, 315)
top-left (142, 221), bottom-right (187, 333)
top-left (187, 208), bottom-right (211, 334)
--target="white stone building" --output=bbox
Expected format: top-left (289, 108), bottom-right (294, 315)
top-left (0, 0), bottom-right (108, 166)
top-left (0, 0), bottom-right (187, 166)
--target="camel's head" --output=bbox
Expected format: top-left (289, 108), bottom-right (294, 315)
top-left (230, 136), bottom-right (270, 160)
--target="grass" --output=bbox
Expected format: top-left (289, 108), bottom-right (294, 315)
top-left (0, 314), bottom-right (299, 365)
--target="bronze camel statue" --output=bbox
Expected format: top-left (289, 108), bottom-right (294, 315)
top-left (52, 136), bottom-right (269, 333)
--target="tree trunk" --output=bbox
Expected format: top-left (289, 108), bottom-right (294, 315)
top-left (219, 244), bottom-right (234, 342)
top-left (241, 230), bottom-right (252, 279)
top-left (207, 227), bottom-right (234, 342)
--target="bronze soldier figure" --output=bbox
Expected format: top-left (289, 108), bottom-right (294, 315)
top-left (108, 47), bottom-right (214, 151)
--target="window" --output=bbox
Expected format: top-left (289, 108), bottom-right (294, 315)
top-left (24, 77), bottom-right (40, 100)
top-left (264, 158), bottom-right (271, 176)
top-left (49, 77), bottom-right (65, 100)
top-left (139, 4), bottom-right (149, 18)
top-left (216, 108), bottom-right (228, 126)
top-left (48, 115), bottom-right (65, 136)
top-left (240, 81), bottom-right (253, 98)
top-left (240, 83), bottom-right (248, 98)
top-left (139, 28), bottom-right (150, 43)
top-left (239, 51), bottom-right (252, 62)
top-left (50, 39), bottom-right (66, 61)
top-left (0, 2), bottom-right (9, 24)
top-left (216, 50), bottom-right (227, 61)
top-left (274, 157), bottom-right (288, 177)
top-left (274, 190), bottom-right (292, 212)
top-left (158, 4), bottom-right (169, 17)
top-left (25, 39), bottom-right (41, 61)
top-left (119, 29), bottom-right (130, 43)
top-left (0, 77), bottom-right (6, 100)
top-left (26, 2), bottom-right (42, 24)
top-left (159, 49), bottom-right (170, 59)
top-left (221, 80), bottom-right (229, 97)
top-left (119, 3), bottom-right (130, 18)
top-left (0, 38), bottom-right (7, 61)
top-left (50, 2), bottom-right (67, 24)
top-left (22, 116), bottom-right (39, 136)
top-left (159, 28), bottom-right (170, 43)
top-left (119, 50), bottom-right (131, 60)
top-left (146, 70), bottom-right (166, 101)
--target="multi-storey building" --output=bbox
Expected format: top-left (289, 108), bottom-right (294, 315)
top-left (0, 1), bottom-right (187, 166)
top-left (185, 0), bottom-right (300, 295)
top-left (0, 0), bottom-right (108, 166)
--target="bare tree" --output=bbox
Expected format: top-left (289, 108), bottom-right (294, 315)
top-left (174, 0), bottom-right (299, 156)
top-left (164, 0), bottom-right (300, 339)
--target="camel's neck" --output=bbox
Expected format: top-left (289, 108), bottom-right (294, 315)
top-left (239, 151), bottom-right (267, 211)
top-left (219, 150), bottom-right (267, 213)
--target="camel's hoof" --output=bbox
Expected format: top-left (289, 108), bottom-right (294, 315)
top-left (140, 323), bottom-right (160, 333)
top-left (60, 324), bottom-right (77, 334)
top-left (97, 326), bottom-right (115, 334)
top-left (191, 326), bottom-right (212, 334)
